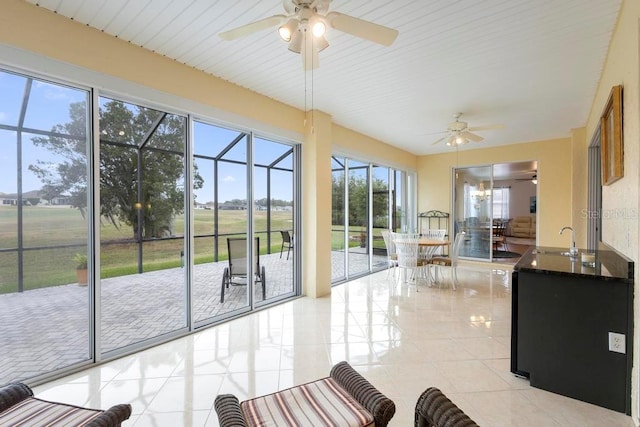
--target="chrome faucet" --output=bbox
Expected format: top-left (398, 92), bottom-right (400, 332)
top-left (559, 226), bottom-right (578, 256)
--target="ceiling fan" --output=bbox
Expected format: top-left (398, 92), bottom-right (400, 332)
top-left (431, 113), bottom-right (504, 147)
top-left (516, 171), bottom-right (538, 184)
top-left (219, 0), bottom-right (399, 70)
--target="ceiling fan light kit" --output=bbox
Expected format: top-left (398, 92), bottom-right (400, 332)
top-left (219, 0), bottom-right (398, 70)
top-left (433, 112), bottom-right (504, 148)
top-left (278, 18), bottom-right (299, 42)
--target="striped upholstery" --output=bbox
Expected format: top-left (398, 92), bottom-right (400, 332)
top-left (0, 397), bottom-right (103, 426)
top-left (414, 387), bottom-right (479, 427)
top-left (240, 377), bottom-right (374, 427)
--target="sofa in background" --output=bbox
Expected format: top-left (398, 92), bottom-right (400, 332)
top-left (510, 215), bottom-right (536, 238)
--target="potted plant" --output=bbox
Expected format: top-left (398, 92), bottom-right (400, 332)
top-left (359, 228), bottom-right (367, 248)
top-left (74, 253), bottom-right (88, 285)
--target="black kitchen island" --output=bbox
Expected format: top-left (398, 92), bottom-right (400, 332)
top-left (511, 246), bottom-right (634, 414)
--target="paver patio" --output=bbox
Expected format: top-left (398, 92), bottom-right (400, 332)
top-left (0, 250), bottom-right (386, 384)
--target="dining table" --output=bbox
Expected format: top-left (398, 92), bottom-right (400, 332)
top-left (416, 238), bottom-right (450, 259)
top-left (394, 237), bottom-right (450, 259)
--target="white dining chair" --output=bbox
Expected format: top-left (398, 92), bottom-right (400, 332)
top-left (380, 229), bottom-right (398, 278)
top-left (421, 229), bottom-right (447, 257)
top-left (427, 231), bottom-right (466, 290)
top-left (393, 233), bottom-right (428, 287)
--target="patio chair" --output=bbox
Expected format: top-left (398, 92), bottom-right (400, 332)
top-left (214, 361), bottom-right (396, 427)
top-left (279, 230), bottom-right (293, 260)
top-left (220, 237), bottom-right (266, 303)
top-left (0, 382), bottom-right (132, 426)
top-left (414, 387), bottom-right (479, 427)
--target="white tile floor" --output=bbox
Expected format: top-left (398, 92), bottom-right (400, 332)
top-left (32, 266), bottom-right (634, 426)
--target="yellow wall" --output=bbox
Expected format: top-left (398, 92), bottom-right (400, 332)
top-left (0, 0), bottom-right (418, 299)
top-left (302, 111), bottom-right (333, 297)
top-left (418, 137), bottom-right (573, 248)
top-left (582, 0), bottom-right (640, 419)
top-left (333, 125), bottom-right (418, 171)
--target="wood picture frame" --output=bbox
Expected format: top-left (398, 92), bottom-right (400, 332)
top-left (601, 85), bottom-right (623, 185)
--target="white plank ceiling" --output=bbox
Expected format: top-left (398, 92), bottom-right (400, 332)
top-left (25, 0), bottom-right (621, 155)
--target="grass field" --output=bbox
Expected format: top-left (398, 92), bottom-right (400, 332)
top-left (0, 206), bottom-right (386, 294)
top-left (0, 206), bottom-right (293, 293)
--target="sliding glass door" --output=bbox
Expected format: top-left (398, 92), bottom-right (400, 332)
top-left (0, 66), bottom-right (301, 385)
top-left (99, 96), bottom-right (187, 355)
top-left (454, 166), bottom-right (493, 261)
top-left (0, 70), bottom-right (91, 383)
top-left (331, 157), bottom-right (410, 283)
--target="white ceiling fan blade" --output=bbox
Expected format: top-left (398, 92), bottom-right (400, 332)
top-left (431, 136), bottom-right (448, 145)
top-left (326, 12), bottom-right (399, 46)
top-left (467, 124), bottom-right (505, 132)
top-left (461, 131), bottom-right (484, 142)
top-left (219, 15), bottom-right (286, 40)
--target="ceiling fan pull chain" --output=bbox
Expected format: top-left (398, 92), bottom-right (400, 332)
top-left (311, 47), bottom-right (315, 134)
top-left (303, 28), bottom-right (307, 128)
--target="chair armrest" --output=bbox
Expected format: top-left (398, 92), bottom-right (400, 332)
top-left (214, 394), bottom-right (248, 427)
top-left (86, 404), bottom-right (133, 427)
top-left (330, 361), bottom-right (396, 427)
top-left (414, 387), bottom-right (479, 427)
top-left (0, 383), bottom-right (33, 412)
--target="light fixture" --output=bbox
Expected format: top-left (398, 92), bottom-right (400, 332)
top-left (313, 34), bottom-right (329, 51)
top-left (278, 18), bottom-right (299, 42)
top-left (310, 16), bottom-right (326, 37)
top-left (288, 29), bottom-right (303, 53)
top-left (472, 182), bottom-right (491, 202)
top-left (455, 135), bottom-right (465, 145)
top-left (531, 175), bottom-right (538, 185)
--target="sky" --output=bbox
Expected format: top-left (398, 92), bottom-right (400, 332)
top-left (0, 70), bottom-right (293, 203)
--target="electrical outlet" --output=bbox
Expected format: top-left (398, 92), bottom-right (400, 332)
top-left (608, 332), bottom-right (625, 354)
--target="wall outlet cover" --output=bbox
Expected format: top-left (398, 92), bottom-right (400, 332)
top-left (608, 332), bottom-right (625, 354)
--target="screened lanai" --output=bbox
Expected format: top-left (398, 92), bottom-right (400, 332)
top-left (0, 68), bottom-right (300, 385)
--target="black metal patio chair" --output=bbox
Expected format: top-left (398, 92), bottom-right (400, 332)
top-left (220, 237), bottom-right (266, 303)
top-left (279, 230), bottom-right (293, 260)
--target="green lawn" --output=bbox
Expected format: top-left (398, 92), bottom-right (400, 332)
top-left (0, 206), bottom-right (293, 293)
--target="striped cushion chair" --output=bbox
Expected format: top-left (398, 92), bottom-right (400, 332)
top-left (0, 383), bottom-right (132, 426)
top-left (215, 361), bottom-right (395, 427)
top-left (414, 387), bottom-right (479, 427)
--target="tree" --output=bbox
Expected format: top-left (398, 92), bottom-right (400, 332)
top-left (331, 171), bottom-right (389, 227)
top-left (30, 99), bottom-right (203, 239)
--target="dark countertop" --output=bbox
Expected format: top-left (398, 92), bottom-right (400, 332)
top-left (514, 246), bottom-right (634, 282)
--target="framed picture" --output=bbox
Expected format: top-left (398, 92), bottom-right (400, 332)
top-left (529, 196), bottom-right (536, 213)
top-left (601, 85), bottom-right (623, 185)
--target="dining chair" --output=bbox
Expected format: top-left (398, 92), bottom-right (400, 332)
top-left (279, 230), bottom-right (293, 260)
top-left (492, 220), bottom-right (508, 251)
top-left (381, 229), bottom-right (398, 278)
top-left (394, 233), bottom-right (428, 286)
top-left (427, 231), bottom-right (466, 290)
top-left (422, 228), bottom-right (447, 256)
